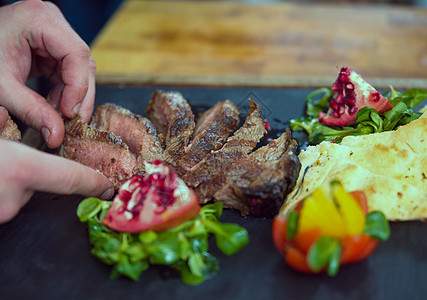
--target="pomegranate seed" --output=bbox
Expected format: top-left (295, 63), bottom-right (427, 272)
top-left (339, 74), bottom-right (350, 83)
top-left (129, 174), bottom-right (143, 184)
top-left (132, 192), bottom-right (144, 204)
top-left (131, 204), bottom-right (144, 217)
top-left (119, 190), bottom-right (132, 202)
top-left (347, 97), bottom-right (356, 106)
top-left (152, 160), bottom-right (162, 165)
top-left (141, 184), bottom-right (150, 194)
top-left (155, 206), bottom-right (167, 214)
top-left (340, 67), bottom-right (351, 75)
top-left (371, 92), bottom-right (380, 102)
top-left (331, 102), bottom-right (339, 111)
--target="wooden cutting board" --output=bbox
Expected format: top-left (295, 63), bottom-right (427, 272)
top-left (91, 0), bottom-right (427, 89)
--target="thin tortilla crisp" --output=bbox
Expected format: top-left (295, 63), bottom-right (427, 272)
top-left (282, 112), bottom-right (427, 221)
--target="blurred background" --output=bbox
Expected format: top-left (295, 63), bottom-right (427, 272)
top-left (1, 0), bottom-right (427, 92)
top-left (1, 0), bottom-right (426, 45)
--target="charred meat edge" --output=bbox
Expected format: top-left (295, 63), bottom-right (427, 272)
top-left (177, 100), bottom-right (240, 174)
top-left (215, 129), bottom-right (294, 198)
top-left (183, 99), bottom-right (266, 195)
top-left (200, 129), bottom-right (291, 207)
top-left (146, 90), bottom-right (195, 165)
top-left (62, 117), bottom-right (141, 189)
top-left (249, 129), bottom-right (292, 161)
top-left (214, 139), bottom-right (301, 217)
top-left (91, 103), bottom-right (164, 162)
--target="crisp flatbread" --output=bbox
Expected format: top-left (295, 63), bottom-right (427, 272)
top-left (282, 112), bottom-right (427, 221)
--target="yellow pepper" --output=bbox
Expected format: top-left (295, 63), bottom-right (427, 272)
top-left (298, 181), bottom-right (365, 239)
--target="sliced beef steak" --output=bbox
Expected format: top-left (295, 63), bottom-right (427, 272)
top-left (146, 90), bottom-right (195, 166)
top-left (249, 129), bottom-right (292, 162)
top-left (0, 116), bottom-right (21, 142)
top-left (195, 130), bottom-right (294, 209)
top-left (213, 133), bottom-right (300, 217)
top-left (216, 130), bottom-right (294, 195)
top-left (59, 90), bottom-right (301, 217)
top-left (183, 99), bottom-right (266, 201)
top-left (91, 103), bottom-right (164, 162)
top-left (62, 117), bottom-right (141, 189)
top-left (177, 100), bottom-right (240, 174)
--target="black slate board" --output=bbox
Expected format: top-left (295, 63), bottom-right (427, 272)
top-left (1, 86), bottom-right (426, 300)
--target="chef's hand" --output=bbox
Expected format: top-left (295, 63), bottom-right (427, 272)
top-left (0, 139), bottom-right (114, 224)
top-left (0, 0), bottom-right (96, 149)
top-left (0, 1), bottom-right (114, 224)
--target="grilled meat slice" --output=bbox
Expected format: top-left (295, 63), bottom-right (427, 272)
top-left (191, 150), bottom-right (247, 203)
top-left (249, 129), bottom-right (292, 162)
top-left (146, 90), bottom-right (195, 166)
top-left (62, 117), bottom-right (141, 189)
top-left (214, 138), bottom-right (300, 217)
top-left (183, 99), bottom-right (266, 200)
top-left (196, 130), bottom-right (293, 208)
top-left (222, 99), bottom-right (266, 155)
top-left (91, 103), bottom-right (164, 162)
top-left (177, 100), bottom-right (240, 174)
top-left (0, 116), bottom-right (21, 142)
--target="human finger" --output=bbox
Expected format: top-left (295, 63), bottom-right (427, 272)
top-left (48, 55), bottom-right (96, 123)
top-left (47, 81), bottom-right (64, 112)
top-left (0, 183), bottom-right (34, 224)
top-left (74, 56), bottom-right (96, 123)
top-left (31, 14), bottom-right (93, 120)
top-left (1, 140), bottom-right (114, 199)
top-left (0, 78), bottom-right (65, 148)
top-left (0, 106), bottom-right (8, 129)
top-left (21, 1), bottom-right (94, 120)
top-left (44, 1), bottom-right (65, 18)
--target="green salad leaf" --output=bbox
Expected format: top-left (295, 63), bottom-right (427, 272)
top-left (77, 199), bottom-right (249, 285)
top-left (286, 211), bottom-right (299, 240)
top-left (363, 211), bottom-right (390, 241)
top-left (290, 87), bottom-right (426, 145)
top-left (307, 236), bottom-right (342, 276)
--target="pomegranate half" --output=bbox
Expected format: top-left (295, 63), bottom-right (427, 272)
top-left (319, 67), bottom-right (393, 126)
top-left (102, 160), bottom-right (201, 233)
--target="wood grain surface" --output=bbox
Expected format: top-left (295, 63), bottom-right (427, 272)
top-left (91, 0), bottom-right (427, 88)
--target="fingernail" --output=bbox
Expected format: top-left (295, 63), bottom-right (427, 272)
top-left (72, 103), bottom-right (81, 116)
top-left (41, 127), bottom-right (50, 143)
top-left (100, 187), bottom-right (115, 200)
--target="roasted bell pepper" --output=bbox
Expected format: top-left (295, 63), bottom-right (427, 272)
top-left (272, 180), bottom-right (390, 275)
